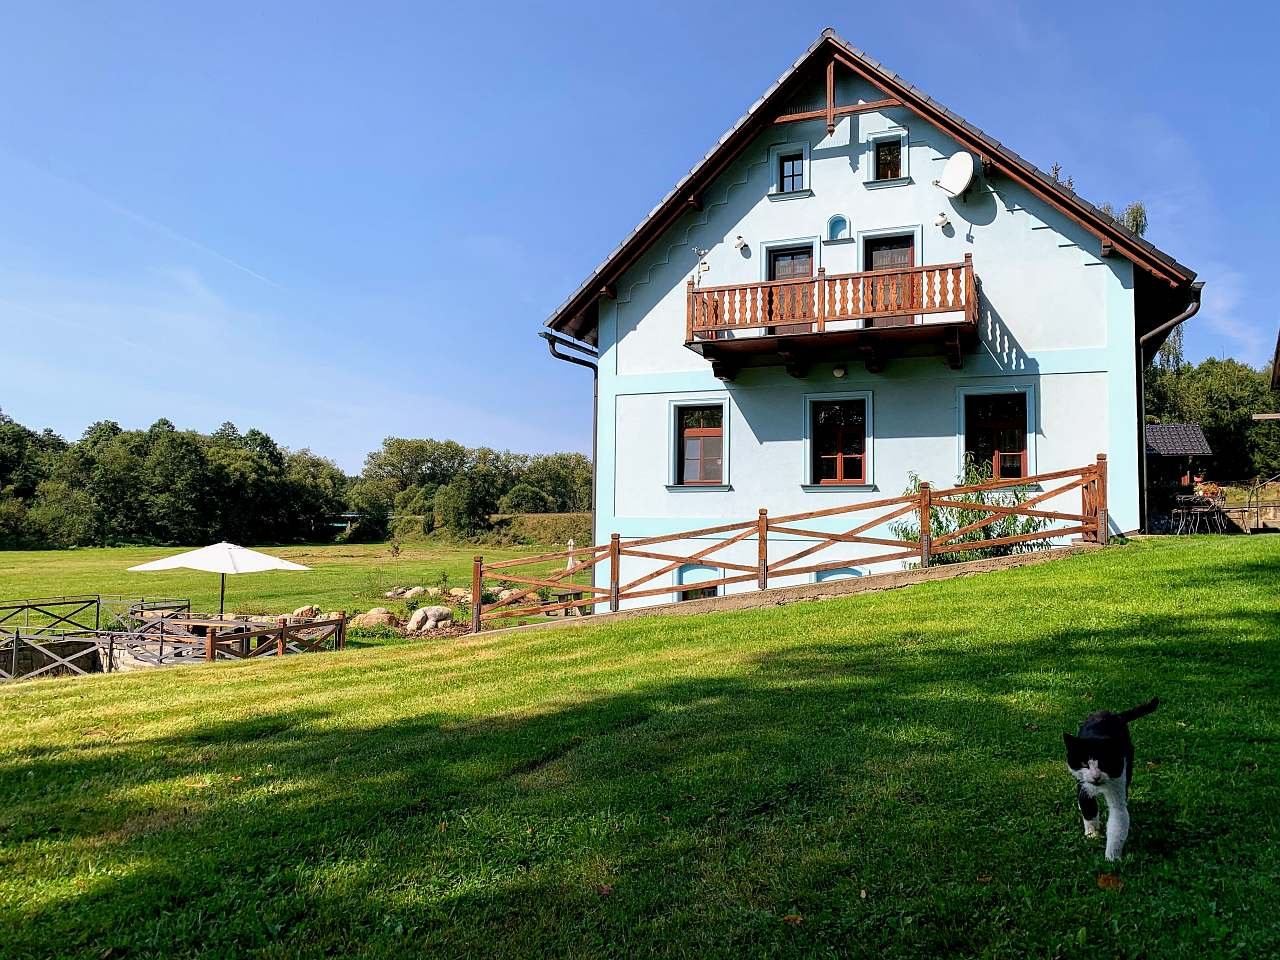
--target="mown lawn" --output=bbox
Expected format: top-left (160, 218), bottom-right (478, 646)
top-left (0, 536), bottom-right (1277, 958)
top-left (0, 542), bottom-right (552, 619)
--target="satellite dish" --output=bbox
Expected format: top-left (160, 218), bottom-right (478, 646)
top-left (933, 151), bottom-right (976, 197)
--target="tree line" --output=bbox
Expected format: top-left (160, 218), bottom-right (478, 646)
top-left (1145, 328), bottom-right (1279, 482)
top-left (0, 412), bottom-right (591, 548)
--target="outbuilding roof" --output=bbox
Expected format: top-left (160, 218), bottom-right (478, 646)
top-left (545, 28), bottom-right (1198, 347)
top-left (1145, 423), bottom-right (1213, 458)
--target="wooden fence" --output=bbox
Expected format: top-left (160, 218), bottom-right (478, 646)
top-left (471, 455), bottom-right (1108, 627)
top-left (0, 614), bottom-right (347, 682)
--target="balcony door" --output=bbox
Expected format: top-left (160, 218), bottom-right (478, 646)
top-left (863, 234), bottom-right (916, 327)
top-left (767, 245), bottom-right (814, 335)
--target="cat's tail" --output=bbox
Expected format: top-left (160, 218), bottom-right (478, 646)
top-left (1120, 697), bottom-right (1160, 723)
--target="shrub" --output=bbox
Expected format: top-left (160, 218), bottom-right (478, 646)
top-left (498, 483), bottom-right (555, 514)
top-left (488, 512), bottom-right (592, 546)
top-left (889, 458), bottom-right (1051, 565)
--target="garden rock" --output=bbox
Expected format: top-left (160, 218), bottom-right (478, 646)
top-left (447, 587), bottom-right (468, 599)
top-left (350, 608), bottom-right (400, 630)
top-left (402, 586), bottom-right (426, 599)
top-left (292, 604), bottom-right (322, 620)
top-left (384, 587), bottom-right (407, 599)
top-left (426, 587), bottom-right (442, 597)
top-left (406, 605), bottom-right (454, 633)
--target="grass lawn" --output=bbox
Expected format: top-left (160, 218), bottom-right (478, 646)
top-left (0, 542), bottom-right (555, 622)
top-left (1, 535), bottom-right (1277, 958)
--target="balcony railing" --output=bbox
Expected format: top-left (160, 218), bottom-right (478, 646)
top-left (686, 254), bottom-right (976, 341)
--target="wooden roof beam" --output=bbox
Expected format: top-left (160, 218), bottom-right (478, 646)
top-left (773, 97), bottom-right (901, 126)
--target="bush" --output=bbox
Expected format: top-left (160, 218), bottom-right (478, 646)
top-left (889, 459), bottom-right (1051, 565)
top-left (497, 483), bottom-right (555, 514)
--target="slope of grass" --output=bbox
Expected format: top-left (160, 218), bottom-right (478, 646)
top-left (0, 536), bottom-right (1277, 958)
top-left (0, 542), bottom-right (549, 618)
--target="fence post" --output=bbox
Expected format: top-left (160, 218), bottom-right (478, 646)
top-left (205, 627), bottom-right (216, 662)
top-left (106, 633), bottom-right (114, 673)
top-left (815, 267), bottom-right (827, 333)
top-left (158, 618), bottom-right (165, 664)
top-left (1095, 453), bottom-right (1109, 545)
top-left (278, 618), bottom-right (287, 657)
top-left (609, 534), bottom-right (621, 613)
top-left (12, 627), bottom-right (20, 679)
top-left (338, 611), bottom-right (346, 650)
top-left (757, 509), bottom-right (769, 590)
top-left (471, 556), bottom-right (483, 633)
top-left (919, 482), bottom-right (932, 568)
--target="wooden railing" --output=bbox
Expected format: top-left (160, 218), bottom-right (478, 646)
top-left (0, 614), bottom-right (348, 682)
top-left (687, 255), bottom-right (977, 340)
top-left (472, 455), bottom-right (1108, 626)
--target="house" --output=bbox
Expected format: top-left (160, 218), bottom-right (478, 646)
top-left (541, 30), bottom-right (1201, 605)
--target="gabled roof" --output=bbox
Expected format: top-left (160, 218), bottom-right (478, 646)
top-left (1145, 423), bottom-right (1212, 458)
top-left (545, 29), bottom-right (1198, 346)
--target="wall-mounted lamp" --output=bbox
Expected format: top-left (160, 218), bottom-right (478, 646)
top-left (833, 365), bottom-right (847, 379)
top-left (934, 212), bottom-right (952, 229)
top-left (733, 235), bottom-right (747, 251)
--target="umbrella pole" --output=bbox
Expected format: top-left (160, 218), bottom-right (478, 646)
top-left (219, 573), bottom-right (226, 617)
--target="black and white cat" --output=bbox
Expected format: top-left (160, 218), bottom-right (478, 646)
top-left (1063, 697), bottom-right (1159, 860)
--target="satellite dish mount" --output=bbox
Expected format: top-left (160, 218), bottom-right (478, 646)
top-left (933, 151), bottom-right (976, 198)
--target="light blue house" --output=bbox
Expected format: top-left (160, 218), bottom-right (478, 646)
top-left (542, 30), bottom-right (1201, 604)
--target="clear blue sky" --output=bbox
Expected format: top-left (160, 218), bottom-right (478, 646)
top-left (1, 1), bottom-right (1273, 472)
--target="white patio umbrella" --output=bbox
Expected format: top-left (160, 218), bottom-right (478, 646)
top-left (128, 542), bottom-right (310, 615)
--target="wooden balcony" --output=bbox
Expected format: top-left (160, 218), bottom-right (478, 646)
top-left (685, 255), bottom-right (979, 379)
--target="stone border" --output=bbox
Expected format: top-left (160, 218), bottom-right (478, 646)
top-left (480, 544), bottom-right (1098, 637)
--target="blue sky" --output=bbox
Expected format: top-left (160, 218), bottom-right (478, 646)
top-left (0, 1), bottom-right (1273, 472)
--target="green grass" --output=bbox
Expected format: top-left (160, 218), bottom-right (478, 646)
top-left (1, 536), bottom-right (1277, 958)
top-left (0, 542), bottom-right (555, 620)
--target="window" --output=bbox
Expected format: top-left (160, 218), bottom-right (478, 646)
top-left (816, 567), bottom-right (862, 582)
top-left (767, 245), bottom-right (813, 281)
top-left (677, 405), bottom-right (723, 485)
top-left (779, 152), bottom-right (805, 193)
top-left (964, 393), bottom-right (1027, 479)
top-left (827, 215), bottom-right (849, 241)
top-left (875, 139), bottom-right (902, 181)
top-left (677, 564), bottom-right (720, 601)
top-left (811, 399), bottom-right (867, 484)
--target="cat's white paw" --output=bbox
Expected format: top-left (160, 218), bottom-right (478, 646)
top-left (1104, 845), bottom-right (1123, 861)
top-left (1083, 819), bottom-right (1102, 839)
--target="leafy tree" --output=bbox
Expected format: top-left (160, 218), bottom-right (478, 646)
top-left (26, 481), bottom-right (95, 547)
top-left (498, 483), bottom-right (556, 514)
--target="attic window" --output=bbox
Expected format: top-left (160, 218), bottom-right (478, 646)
top-left (875, 140), bottom-right (901, 181)
top-left (779, 153), bottom-right (805, 193)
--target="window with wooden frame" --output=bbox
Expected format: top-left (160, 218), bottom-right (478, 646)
top-left (676, 405), bottom-right (724, 485)
top-left (964, 393), bottom-right (1028, 479)
top-left (779, 152), bottom-right (805, 193)
top-left (810, 398), bottom-right (867, 484)
top-left (874, 138), bottom-right (902, 181)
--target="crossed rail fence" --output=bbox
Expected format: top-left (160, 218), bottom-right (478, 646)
top-left (471, 455), bottom-right (1109, 627)
top-left (0, 603), bottom-right (347, 683)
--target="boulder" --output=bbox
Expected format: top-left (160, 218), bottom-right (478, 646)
top-left (384, 586), bottom-right (407, 599)
top-left (292, 604), bottom-right (322, 620)
top-left (350, 607), bottom-right (400, 630)
top-left (406, 605), bottom-right (454, 633)
top-left (447, 587), bottom-right (468, 599)
top-left (402, 586), bottom-right (426, 599)
top-left (325, 612), bottom-right (342, 622)
top-left (426, 587), bottom-right (442, 597)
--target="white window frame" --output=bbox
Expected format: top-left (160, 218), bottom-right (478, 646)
top-left (864, 126), bottom-right (910, 188)
top-left (767, 141), bottom-right (813, 200)
top-left (667, 397), bottom-right (731, 490)
top-left (813, 566), bottom-right (864, 584)
top-left (955, 383), bottom-right (1038, 480)
top-left (802, 390), bottom-right (875, 489)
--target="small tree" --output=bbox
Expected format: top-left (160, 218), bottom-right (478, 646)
top-left (890, 458), bottom-right (1052, 565)
top-left (498, 483), bottom-right (555, 514)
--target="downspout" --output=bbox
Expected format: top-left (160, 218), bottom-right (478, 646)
top-left (1136, 281), bottom-right (1204, 530)
top-left (540, 331), bottom-right (599, 519)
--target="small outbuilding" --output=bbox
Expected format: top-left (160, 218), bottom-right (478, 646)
top-left (1145, 422), bottom-right (1213, 507)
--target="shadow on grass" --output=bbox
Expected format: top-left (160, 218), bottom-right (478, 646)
top-left (1, 547), bottom-right (1277, 958)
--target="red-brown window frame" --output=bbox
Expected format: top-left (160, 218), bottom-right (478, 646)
top-left (874, 138), bottom-right (902, 181)
top-left (676, 406), bottom-right (724, 486)
top-left (810, 399), bottom-right (868, 486)
top-left (964, 393), bottom-right (1028, 480)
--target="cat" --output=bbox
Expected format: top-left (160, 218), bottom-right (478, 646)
top-left (1063, 697), bottom-right (1159, 860)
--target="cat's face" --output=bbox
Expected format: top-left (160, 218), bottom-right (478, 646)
top-left (1063, 733), bottom-right (1125, 786)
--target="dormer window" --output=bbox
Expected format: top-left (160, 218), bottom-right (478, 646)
top-left (779, 152), bottom-right (805, 193)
